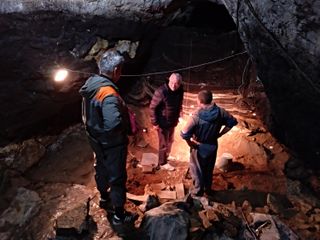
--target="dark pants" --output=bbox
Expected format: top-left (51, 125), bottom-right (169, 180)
top-left (88, 137), bottom-right (127, 208)
top-left (189, 148), bottom-right (217, 195)
top-left (157, 127), bottom-right (175, 165)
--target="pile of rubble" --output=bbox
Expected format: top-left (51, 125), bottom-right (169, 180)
top-left (50, 181), bottom-right (299, 240)
top-left (124, 182), bottom-right (299, 240)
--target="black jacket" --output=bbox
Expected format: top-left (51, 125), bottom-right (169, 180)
top-left (79, 75), bottom-right (129, 148)
top-left (149, 83), bottom-right (184, 128)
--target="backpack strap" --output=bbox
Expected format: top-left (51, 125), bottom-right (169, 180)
top-left (94, 86), bottom-right (119, 102)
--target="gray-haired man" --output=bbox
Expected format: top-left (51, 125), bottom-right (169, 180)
top-left (80, 49), bottom-right (137, 225)
top-left (150, 73), bottom-right (184, 171)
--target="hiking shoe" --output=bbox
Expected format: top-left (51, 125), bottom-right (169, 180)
top-left (160, 163), bottom-right (175, 171)
top-left (112, 212), bottom-right (138, 225)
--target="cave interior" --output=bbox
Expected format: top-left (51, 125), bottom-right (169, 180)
top-left (0, 1), bottom-right (320, 239)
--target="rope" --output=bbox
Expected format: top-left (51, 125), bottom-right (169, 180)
top-left (237, 57), bottom-right (251, 96)
top-left (184, 39), bottom-right (193, 114)
top-left (243, 0), bottom-right (320, 95)
top-left (58, 51), bottom-right (247, 77)
top-left (121, 51), bottom-right (247, 77)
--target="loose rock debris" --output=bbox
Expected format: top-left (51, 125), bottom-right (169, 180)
top-left (0, 90), bottom-right (319, 239)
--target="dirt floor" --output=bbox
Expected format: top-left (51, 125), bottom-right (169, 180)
top-left (1, 88), bottom-right (320, 240)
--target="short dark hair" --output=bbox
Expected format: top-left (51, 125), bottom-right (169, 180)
top-left (98, 49), bottom-right (124, 76)
top-left (198, 90), bottom-right (212, 104)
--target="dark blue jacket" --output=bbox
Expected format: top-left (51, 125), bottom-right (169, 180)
top-left (79, 75), bottom-right (129, 148)
top-left (181, 104), bottom-right (237, 145)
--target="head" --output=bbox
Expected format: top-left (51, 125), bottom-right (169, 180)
top-left (168, 73), bottom-right (182, 91)
top-left (197, 90), bottom-right (213, 105)
top-left (98, 49), bottom-right (124, 82)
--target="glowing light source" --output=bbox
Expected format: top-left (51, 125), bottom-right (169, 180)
top-left (54, 69), bottom-right (69, 82)
top-left (252, 113), bottom-right (256, 116)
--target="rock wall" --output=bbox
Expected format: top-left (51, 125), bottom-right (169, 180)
top-left (222, 0), bottom-right (320, 165)
top-left (0, 12), bottom-right (158, 145)
top-left (0, 0), bottom-right (172, 21)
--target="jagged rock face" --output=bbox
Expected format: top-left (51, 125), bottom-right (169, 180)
top-left (0, 12), bottom-right (158, 145)
top-left (0, 0), bottom-right (173, 21)
top-left (0, 0), bottom-right (319, 165)
top-left (222, 0), bottom-right (320, 164)
top-left (0, 0), bottom-right (180, 146)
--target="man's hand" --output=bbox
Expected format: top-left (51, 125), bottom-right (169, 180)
top-left (218, 126), bottom-right (231, 138)
top-left (186, 139), bottom-right (199, 149)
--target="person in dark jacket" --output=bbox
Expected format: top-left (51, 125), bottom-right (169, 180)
top-left (79, 49), bottom-right (137, 225)
top-left (150, 73), bottom-right (184, 171)
top-left (181, 90), bottom-right (237, 196)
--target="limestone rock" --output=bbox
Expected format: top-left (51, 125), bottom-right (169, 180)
top-left (242, 200), bottom-right (253, 213)
top-left (56, 201), bottom-right (89, 235)
top-left (14, 139), bottom-right (46, 172)
top-left (266, 193), bottom-right (293, 216)
top-left (206, 208), bottom-right (219, 222)
top-left (0, 187), bottom-right (41, 227)
top-left (139, 195), bottom-right (160, 213)
top-left (232, 135), bottom-right (268, 168)
top-left (222, 0), bottom-right (320, 163)
top-left (198, 210), bottom-right (212, 229)
top-left (0, 232), bottom-right (11, 240)
top-left (141, 201), bottom-right (190, 240)
top-left (0, 0), bottom-right (174, 21)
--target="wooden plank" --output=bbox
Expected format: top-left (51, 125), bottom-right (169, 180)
top-left (127, 190), bottom-right (176, 201)
top-left (150, 182), bottom-right (166, 191)
top-left (126, 192), bottom-right (148, 202)
top-left (142, 165), bottom-right (154, 173)
top-left (141, 153), bottom-right (158, 166)
top-left (155, 190), bottom-right (176, 200)
top-left (175, 183), bottom-right (185, 199)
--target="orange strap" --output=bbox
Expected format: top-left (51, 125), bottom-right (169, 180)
top-left (94, 86), bottom-right (119, 102)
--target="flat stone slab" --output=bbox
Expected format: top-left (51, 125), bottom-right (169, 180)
top-left (141, 153), bottom-right (158, 166)
top-left (175, 183), bottom-right (185, 200)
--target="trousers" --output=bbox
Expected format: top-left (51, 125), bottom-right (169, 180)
top-left (157, 127), bottom-right (175, 165)
top-left (189, 147), bottom-right (217, 195)
top-left (88, 136), bottom-right (127, 207)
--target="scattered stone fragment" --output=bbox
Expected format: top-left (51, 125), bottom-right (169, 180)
top-left (198, 210), bottom-right (212, 228)
top-left (242, 200), bottom-right (253, 213)
top-left (175, 183), bottom-right (185, 200)
top-left (142, 165), bottom-right (155, 173)
top-left (139, 195), bottom-right (160, 213)
top-left (56, 202), bottom-right (89, 235)
top-left (206, 208), bottom-right (219, 222)
top-left (0, 187), bottom-right (41, 227)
